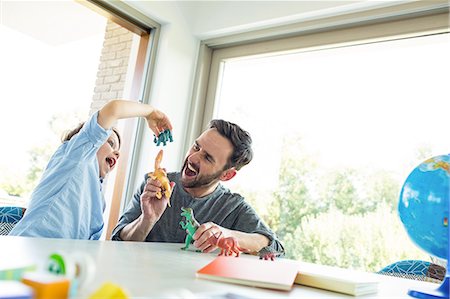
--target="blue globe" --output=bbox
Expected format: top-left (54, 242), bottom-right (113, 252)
top-left (398, 154), bottom-right (449, 260)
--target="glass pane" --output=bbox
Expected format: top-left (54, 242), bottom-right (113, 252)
top-left (214, 33), bottom-right (450, 271)
top-left (0, 1), bottom-right (142, 219)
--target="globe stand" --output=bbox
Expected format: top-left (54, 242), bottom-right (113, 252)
top-left (408, 275), bottom-right (449, 299)
top-left (408, 221), bottom-right (449, 299)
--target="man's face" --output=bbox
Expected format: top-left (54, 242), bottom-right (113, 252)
top-left (180, 128), bottom-right (233, 189)
top-left (97, 132), bottom-right (120, 179)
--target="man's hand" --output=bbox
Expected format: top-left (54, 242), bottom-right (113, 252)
top-left (140, 177), bottom-right (175, 223)
top-left (192, 222), bottom-right (270, 254)
top-left (192, 222), bottom-right (230, 253)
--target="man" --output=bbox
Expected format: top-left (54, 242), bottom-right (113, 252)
top-left (112, 119), bottom-right (284, 254)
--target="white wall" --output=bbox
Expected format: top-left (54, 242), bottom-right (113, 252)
top-left (124, 1), bottom-right (200, 192)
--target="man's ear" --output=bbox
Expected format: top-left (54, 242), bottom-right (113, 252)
top-left (220, 168), bottom-right (236, 182)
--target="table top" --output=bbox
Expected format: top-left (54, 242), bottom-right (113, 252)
top-left (0, 236), bottom-right (440, 298)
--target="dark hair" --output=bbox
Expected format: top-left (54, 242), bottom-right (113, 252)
top-left (208, 119), bottom-right (253, 171)
top-left (62, 122), bottom-right (121, 149)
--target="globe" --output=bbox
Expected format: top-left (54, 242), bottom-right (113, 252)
top-left (398, 154), bottom-right (449, 260)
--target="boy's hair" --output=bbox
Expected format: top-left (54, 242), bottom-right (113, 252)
top-left (62, 122), bottom-right (121, 149)
top-left (208, 119), bottom-right (253, 171)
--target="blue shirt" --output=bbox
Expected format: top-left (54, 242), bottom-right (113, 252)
top-left (10, 112), bottom-right (110, 240)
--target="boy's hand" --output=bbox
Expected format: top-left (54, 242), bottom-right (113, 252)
top-left (146, 109), bottom-right (173, 137)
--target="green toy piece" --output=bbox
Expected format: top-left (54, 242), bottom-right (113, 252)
top-left (179, 207), bottom-right (200, 250)
top-left (153, 129), bottom-right (173, 146)
top-left (48, 253), bottom-right (66, 275)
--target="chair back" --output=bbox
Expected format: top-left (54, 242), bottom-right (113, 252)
top-left (377, 259), bottom-right (446, 283)
top-left (0, 206), bottom-right (26, 235)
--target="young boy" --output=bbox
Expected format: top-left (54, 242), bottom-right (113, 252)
top-left (9, 100), bottom-right (172, 240)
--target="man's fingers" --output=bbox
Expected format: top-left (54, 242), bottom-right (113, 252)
top-left (202, 244), bottom-right (216, 253)
top-left (193, 222), bottom-right (213, 240)
top-left (145, 178), bottom-right (161, 189)
top-left (144, 182), bottom-right (161, 194)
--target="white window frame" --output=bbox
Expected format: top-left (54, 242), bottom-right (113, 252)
top-left (184, 0), bottom-right (450, 154)
top-left (83, 0), bottom-right (162, 238)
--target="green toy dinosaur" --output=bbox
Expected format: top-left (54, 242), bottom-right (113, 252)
top-left (179, 207), bottom-right (200, 250)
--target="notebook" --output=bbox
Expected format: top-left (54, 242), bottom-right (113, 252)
top-left (294, 262), bottom-right (380, 296)
top-left (196, 256), bottom-right (299, 291)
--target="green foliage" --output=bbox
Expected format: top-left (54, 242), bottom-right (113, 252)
top-left (0, 172), bottom-right (28, 197)
top-left (365, 170), bottom-right (400, 211)
top-left (268, 135), bottom-right (329, 239)
top-left (321, 169), bottom-right (376, 215)
top-left (0, 111), bottom-right (85, 199)
top-left (286, 204), bottom-right (428, 272)
top-left (237, 133), bottom-right (431, 273)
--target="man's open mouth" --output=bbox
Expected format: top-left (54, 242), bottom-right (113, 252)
top-left (184, 162), bottom-right (198, 177)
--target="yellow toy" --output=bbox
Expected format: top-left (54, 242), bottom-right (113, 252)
top-left (149, 149), bottom-right (173, 207)
top-left (89, 282), bottom-right (129, 299)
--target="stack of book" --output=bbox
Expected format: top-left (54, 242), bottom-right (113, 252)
top-left (196, 256), bottom-right (379, 296)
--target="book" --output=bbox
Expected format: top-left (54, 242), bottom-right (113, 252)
top-left (294, 262), bottom-right (379, 296)
top-left (196, 256), bottom-right (299, 291)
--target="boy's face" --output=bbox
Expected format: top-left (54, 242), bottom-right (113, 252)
top-left (97, 133), bottom-right (120, 179)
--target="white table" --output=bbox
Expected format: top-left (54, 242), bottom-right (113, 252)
top-left (0, 236), bottom-right (440, 298)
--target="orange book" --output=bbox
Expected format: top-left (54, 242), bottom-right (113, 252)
top-left (196, 256), bottom-right (299, 291)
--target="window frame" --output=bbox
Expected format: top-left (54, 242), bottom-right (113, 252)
top-left (81, 0), bottom-right (162, 239)
top-left (184, 1), bottom-right (450, 155)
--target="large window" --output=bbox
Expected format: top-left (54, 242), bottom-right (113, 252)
top-left (193, 3), bottom-right (449, 271)
top-left (0, 0), bottom-right (160, 239)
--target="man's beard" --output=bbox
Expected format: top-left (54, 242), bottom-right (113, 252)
top-left (180, 160), bottom-right (223, 189)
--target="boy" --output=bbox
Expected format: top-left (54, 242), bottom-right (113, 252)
top-left (9, 100), bottom-right (172, 240)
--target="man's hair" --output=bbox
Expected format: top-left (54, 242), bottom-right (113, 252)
top-left (62, 122), bottom-right (121, 149)
top-left (208, 119), bottom-right (253, 171)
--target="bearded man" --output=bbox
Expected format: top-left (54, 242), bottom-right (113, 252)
top-left (112, 119), bottom-right (284, 254)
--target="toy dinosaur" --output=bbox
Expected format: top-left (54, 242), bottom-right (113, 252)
top-left (206, 231), bottom-right (247, 257)
top-left (153, 129), bottom-right (173, 146)
top-left (179, 207), bottom-right (200, 250)
top-left (257, 246), bottom-right (284, 261)
top-left (148, 149), bottom-right (172, 207)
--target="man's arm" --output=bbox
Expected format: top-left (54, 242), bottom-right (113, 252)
top-left (112, 176), bottom-right (171, 241)
top-left (193, 222), bottom-right (269, 253)
top-left (118, 214), bottom-right (158, 241)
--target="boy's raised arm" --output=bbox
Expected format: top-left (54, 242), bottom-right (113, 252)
top-left (97, 100), bottom-right (173, 136)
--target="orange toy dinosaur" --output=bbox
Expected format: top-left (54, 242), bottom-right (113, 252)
top-left (149, 149), bottom-right (172, 207)
top-left (206, 231), bottom-right (247, 257)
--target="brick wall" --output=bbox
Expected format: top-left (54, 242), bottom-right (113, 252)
top-left (90, 20), bottom-right (134, 114)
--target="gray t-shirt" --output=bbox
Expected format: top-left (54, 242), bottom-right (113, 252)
top-left (111, 172), bottom-right (284, 253)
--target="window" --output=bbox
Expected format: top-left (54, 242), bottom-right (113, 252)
top-left (191, 2), bottom-right (449, 271)
top-left (0, 0), bottom-right (160, 239)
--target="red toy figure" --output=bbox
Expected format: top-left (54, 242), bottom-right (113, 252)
top-left (207, 231), bottom-right (247, 257)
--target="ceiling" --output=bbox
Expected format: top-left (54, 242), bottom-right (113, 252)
top-left (0, 0), bottom-right (106, 46)
top-left (0, 0), bottom-right (377, 45)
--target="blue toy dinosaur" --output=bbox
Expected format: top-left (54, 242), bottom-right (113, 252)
top-left (153, 129), bottom-right (173, 146)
